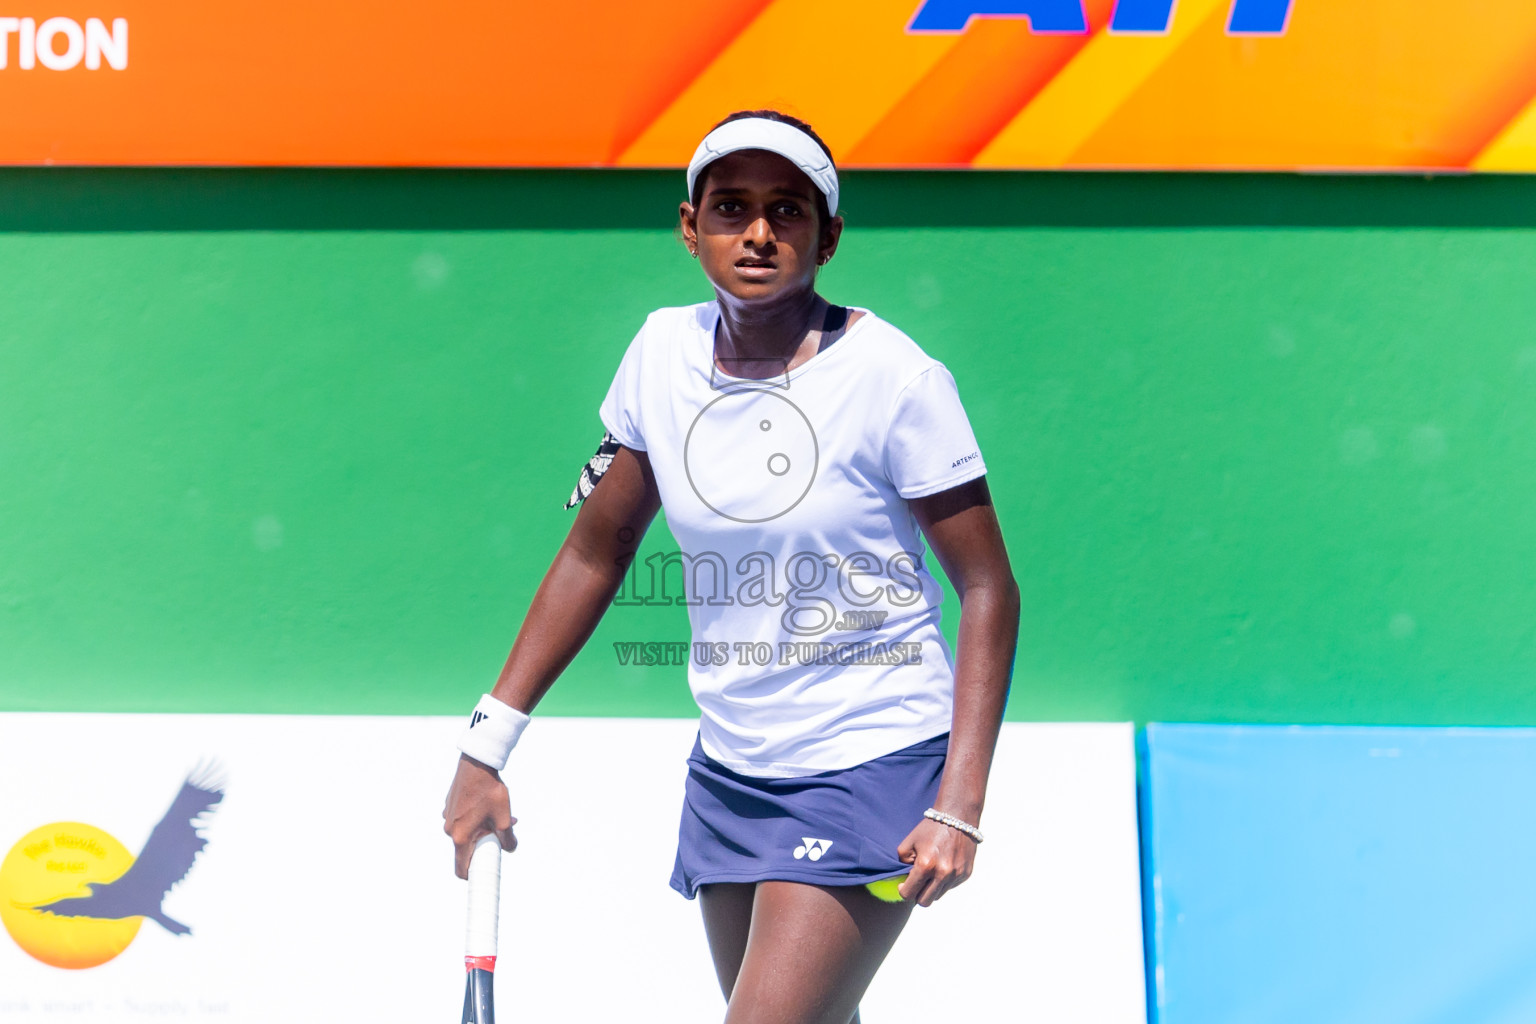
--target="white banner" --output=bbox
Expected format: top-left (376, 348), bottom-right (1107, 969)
top-left (0, 715), bottom-right (1145, 1022)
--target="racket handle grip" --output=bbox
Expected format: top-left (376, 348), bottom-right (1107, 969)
top-left (465, 833), bottom-right (502, 960)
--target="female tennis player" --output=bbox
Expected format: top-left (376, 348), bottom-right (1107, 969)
top-left (443, 110), bottom-right (1020, 1024)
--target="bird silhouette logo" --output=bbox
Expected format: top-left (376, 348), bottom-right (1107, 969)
top-left (0, 763), bottom-right (226, 969)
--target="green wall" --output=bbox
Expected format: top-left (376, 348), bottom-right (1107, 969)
top-left (3, 170), bottom-right (1535, 724)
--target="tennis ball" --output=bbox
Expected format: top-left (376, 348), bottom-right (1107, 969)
top-left (865, 875), bottom-right (908, 903)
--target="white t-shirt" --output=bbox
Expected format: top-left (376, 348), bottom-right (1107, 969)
top-left (599, 301), bottom-right (988, 777)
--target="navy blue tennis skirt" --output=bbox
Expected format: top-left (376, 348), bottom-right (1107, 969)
top-left (669, 731), bottom-right (949, 899)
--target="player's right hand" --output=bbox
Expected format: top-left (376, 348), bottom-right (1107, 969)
top-left (443, 754), bottom-right (518, 879)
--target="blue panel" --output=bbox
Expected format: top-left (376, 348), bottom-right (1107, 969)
top-left (907, 0), bottom-right (1088, 32)
top-left (1226, 0), bottom-right (1292, 34)
top-left (1144, 725), bottom-right (1536, 1024)
top-left (1110, 0), bottom-right (1175, 33)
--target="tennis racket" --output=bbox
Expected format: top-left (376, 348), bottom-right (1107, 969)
top-left (462, 833), bottom-right (502, 1024)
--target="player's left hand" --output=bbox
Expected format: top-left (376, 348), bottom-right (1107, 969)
top-left (896, 817), bottom-right (977, 907)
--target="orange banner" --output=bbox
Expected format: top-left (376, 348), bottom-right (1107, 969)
top-left (2, 1), bottom-right (1535, 170)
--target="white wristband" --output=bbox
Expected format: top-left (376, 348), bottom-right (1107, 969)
top-left (457, 694), bottom-right (530, 771)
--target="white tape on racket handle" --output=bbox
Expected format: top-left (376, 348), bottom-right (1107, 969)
top-left (465, 834), bottom-right (502, 958)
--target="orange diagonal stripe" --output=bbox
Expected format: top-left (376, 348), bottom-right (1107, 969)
top-left (1475, 93), bottom-right (1536, 171)
top-left (617, 0), bottom-right (963, 168)
top-left (605, 0), bottom-right (779, 162)
top-left (972, 0), bottom-right (1227, 168)
top-left (848, 0), bottom-right (1116, 166)
top-left (1070, 1), bottom-right (1536, 170)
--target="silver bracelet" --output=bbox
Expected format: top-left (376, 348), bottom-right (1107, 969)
top-left (924, 807), bottom-right (984, 844)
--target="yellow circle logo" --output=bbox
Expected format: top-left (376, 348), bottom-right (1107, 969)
top-left (0, 823), bottom-right (143, 969)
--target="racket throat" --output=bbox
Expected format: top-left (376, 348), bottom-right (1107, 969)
top-left (462, 963), bottom-right (496, 1023)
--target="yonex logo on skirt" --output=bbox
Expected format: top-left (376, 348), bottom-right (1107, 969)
top-left (793, 838), bottom-right (834, 861)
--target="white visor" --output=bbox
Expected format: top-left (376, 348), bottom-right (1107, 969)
top-left (686, 118), bottom-right (839, 217)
